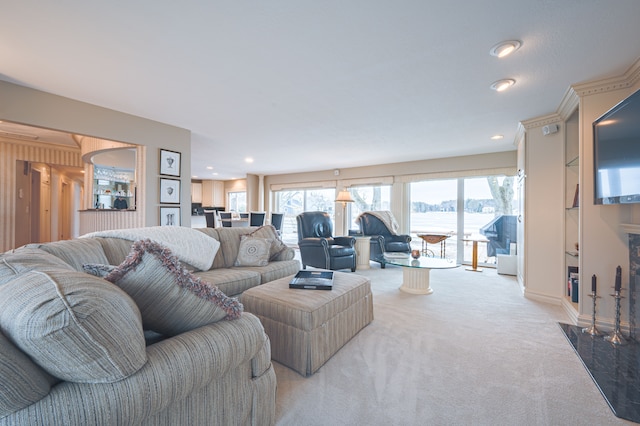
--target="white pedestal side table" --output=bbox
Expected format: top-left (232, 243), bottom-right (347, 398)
top-left (354, 236), bottom-right (371, 270)
top-left (381, 256), bottom-right (460, 295)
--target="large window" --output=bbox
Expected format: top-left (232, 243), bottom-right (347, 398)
top-left (228, 191), bottom-right (246, 212)
top-left (410, 179), bottom-right (459, 260)
top-left (410, 175), bottom-right (517, 266)
top-left (347, 185), bottom-right (391, 231)
top-left (274, 188), bottom-right (335, 245)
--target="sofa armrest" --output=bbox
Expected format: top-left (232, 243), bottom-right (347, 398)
top-left (4, 314), bottom-right (270, 426)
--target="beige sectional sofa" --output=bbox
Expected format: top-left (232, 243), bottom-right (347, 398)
top-left (0, 225), bottom-right (300, 426)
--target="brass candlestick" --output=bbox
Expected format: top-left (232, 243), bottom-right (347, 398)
top-left (604, 289), bottom-right (627, 345)
top-left (582, 291), bottom-right (603, 336)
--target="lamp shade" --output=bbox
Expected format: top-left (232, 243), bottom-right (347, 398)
top-left (335, 189), bottom-right (354, 205)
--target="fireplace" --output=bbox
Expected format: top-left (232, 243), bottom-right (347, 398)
top-left (627, 231), bottom-right (640, 340)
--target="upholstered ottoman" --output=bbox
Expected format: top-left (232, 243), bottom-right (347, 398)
top-left (241, 271), bottom-right (373, 376)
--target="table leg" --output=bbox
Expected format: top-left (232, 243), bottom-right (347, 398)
top-left (466, 241), bottom-right (483, 272)
top-left (399, 267), bottom-right (434, 295)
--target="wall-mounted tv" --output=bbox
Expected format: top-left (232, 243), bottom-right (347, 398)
top-left (593, 88), bottom-right (640, 205)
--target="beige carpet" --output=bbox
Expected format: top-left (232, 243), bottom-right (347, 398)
top-left (273, 263), bottom-right (634, 426)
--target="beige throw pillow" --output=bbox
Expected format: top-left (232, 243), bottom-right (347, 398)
top-left (105, 239), bottom-right (243, 336)
top-left (234, 236), bottom-right (272, 267)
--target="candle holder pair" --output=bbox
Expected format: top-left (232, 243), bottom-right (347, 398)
top-left (582, 288), bottom-right (627, 345)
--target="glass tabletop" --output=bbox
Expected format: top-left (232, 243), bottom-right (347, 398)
top-left (377, 255), bottom-right (459, 269)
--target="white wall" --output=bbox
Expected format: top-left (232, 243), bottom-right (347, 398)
top-left (519, 116), bottom-right (565, 304)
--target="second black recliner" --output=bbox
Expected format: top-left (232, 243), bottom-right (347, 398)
top-left (296, 211), bottom-right (356, 272)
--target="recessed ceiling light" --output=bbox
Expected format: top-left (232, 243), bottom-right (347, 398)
top-left (245, 157), bottom-right (254, 163)
top-left (490, 40), bottom-right (521, 58)
top-left (206, 166), bottom-right (213, 170)
top-left (212, 172), bottom-right (218, 176)
top-left (491, 134), bottom-right (504, 140)
top-left (490, 79), bottom-right (516, 92)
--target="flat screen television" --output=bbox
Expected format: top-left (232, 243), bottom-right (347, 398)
top-left (593, 88), bottom-right (640, 205)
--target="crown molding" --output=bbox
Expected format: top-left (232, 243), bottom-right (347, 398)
top-left (520, 113), bottom-right (562, 130)
top-left (571, 57), bottom-right (640, 97)
top-left (556, 87), bottom-right (579, 120)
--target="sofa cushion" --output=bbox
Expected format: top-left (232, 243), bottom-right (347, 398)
top-left (0, 331), bottom-right (57, 417)
top-left (0, 269), bottom-right (147, 384)
top-left (234, 236), bottom-right (272, 267)
top-left (105, 239), bottom-right (243, 336)
top-left (233, 259), bottom-right (301, 286)
top-left (0, 247), bottom-right (73, 285)
top-left (193, 268), bottom-right (261, 298)
top-left (37, 238), bottom-right (110, 271)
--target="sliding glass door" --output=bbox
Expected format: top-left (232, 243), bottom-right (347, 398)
top-left (409, 175), bottom-right (517, 267)
top-left (410, 179), bottom-right (459, 260)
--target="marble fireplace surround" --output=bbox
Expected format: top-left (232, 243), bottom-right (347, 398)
top-left (621, 224), bottom-right (640, 341)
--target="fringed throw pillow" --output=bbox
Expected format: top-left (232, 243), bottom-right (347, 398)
top-left (105, 239), bottom-right (243, 336)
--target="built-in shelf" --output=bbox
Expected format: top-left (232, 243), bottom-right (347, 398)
top-left (566, 156), bottom-right (579, 167)
top-left (566, 251), bottom-right (579, 258)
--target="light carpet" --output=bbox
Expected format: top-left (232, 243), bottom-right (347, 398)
top-left (273, 264), bottom-right (634, 425)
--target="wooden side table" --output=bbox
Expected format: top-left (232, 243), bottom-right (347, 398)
top-left (417, 233), bottom-right (451, 258)
top-left (463, 236), bottom-right (489, 272)
top-left (354, 236), bottom-right (371, 270)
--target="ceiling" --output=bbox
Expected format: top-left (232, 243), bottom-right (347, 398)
top-left (2, 1), bottom-right (640, 181)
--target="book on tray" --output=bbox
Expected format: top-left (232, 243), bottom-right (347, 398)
top-left (289, 271), bottom-right (334, 290)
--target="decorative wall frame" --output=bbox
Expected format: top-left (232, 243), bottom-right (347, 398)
top-left (160, 178), bottom-right (181, 204)
top-left (160, 149), bottom-right (181, 177)
top-left (160, 207), bottom-right (181, 226)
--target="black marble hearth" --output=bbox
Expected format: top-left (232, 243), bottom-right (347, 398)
top-left (559, 323), bottom-right (640, 423)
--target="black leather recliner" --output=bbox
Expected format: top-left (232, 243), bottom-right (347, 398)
top-left (356, 211), bottom-right (412, 268)
top-left (296, 211), bottom-right (357, 272)
top-left (479, 214), bottom-right (517, 257)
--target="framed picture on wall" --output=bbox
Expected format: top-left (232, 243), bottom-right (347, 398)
top-left (160, 207), bottom-right (181, 226)
top-left (160, 178), bottom-right (181, 204)
top-left (160, 149), bottom-right (181, 177)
